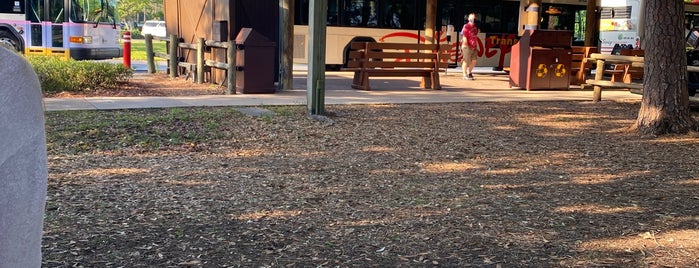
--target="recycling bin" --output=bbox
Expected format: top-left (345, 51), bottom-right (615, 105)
top-left (509, 30), bottom-right (572, 90)
top-left (234, 28), bottom-right (276, 94)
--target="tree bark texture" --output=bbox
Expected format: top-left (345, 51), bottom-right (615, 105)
top-left (634, 0), bottom-right (696, 135)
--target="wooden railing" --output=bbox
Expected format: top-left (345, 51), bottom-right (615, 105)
top-left (144, 34), bottom-right (237, 94)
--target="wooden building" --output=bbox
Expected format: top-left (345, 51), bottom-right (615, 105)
top-left (163, 0), bottom-right (279, 84)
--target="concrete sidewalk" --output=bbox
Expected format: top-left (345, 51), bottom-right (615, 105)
top-left (43, 67), bottom-right (642, 111)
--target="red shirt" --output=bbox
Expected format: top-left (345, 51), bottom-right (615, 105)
top-left (462, 22), bottom-right (478, 49)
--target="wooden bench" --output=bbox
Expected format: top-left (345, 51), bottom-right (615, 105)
top-left (344, 42), bottom-right (450, 90)
top-left (570, 46), bottom-right (597, 85)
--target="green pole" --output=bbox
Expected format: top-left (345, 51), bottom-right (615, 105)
top-left (307, 0), bottom-right (327, 115)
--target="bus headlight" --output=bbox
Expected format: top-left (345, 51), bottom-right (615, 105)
top-left (70, 36), bottom-right (93, 44)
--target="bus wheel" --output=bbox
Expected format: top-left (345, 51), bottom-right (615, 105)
top-left (0, 31), bottom-right (20, 53)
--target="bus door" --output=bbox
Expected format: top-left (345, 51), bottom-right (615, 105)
top-left (26, 0), bottom-right (68, 58)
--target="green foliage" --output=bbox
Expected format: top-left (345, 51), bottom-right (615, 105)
top-left (122, 29), bottom-right (143, 39)
top-left (27, 56), bottom-right (133, 94)
top-left (118, 0), bottom-right (163, 28)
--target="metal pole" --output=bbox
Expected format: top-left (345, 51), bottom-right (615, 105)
top-left (122, 31), bottom-right (131, 68)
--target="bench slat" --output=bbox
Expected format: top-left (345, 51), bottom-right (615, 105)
top-left (585, 79), bottom-right (644, 89)
top-left (350, 42), bottom-right (449, 51)
top-left (362, 61), bottom-right (438, 69)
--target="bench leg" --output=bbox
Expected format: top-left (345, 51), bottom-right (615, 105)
top-left (593, 85), bottom-right (602, 102)
top-left (351, 71), bottom-right (362, 89)
top-left (361, 71), bottom-right (371, 90)
top-left (431, 71), bottom-right (441, 90)
top-left (420, 76), bottom-right (430, 89)
top-left (351, 71), bottom-right (371, 90)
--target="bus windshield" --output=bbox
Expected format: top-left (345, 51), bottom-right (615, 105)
top-left (71, 0), bottom-right (117, 24)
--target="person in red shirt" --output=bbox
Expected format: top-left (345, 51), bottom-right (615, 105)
top-left (461, 13), bottom-right (479, 80)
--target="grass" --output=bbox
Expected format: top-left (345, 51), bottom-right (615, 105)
top-left (119, 38), bottom-right (167, 61)
top-left (45, 107), bottom-right (247, 153)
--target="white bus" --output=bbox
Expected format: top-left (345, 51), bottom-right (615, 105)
top-left (0, 0), bottom-right (122, 60)
top-left (293, 0), bottom-right (590, 69)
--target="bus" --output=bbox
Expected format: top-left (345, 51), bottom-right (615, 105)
top-left (293, 0), bottom-right (590, 69)
top-left (0, 0), bottom-right (122, 60)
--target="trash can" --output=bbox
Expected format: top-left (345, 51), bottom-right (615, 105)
top-left (234, 28), bottom-right (276, 94)
top-left (509, 30), bottom-right (572, 90)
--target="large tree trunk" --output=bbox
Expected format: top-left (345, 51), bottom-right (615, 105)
top-left (633, 0), bottom-right (695, 135)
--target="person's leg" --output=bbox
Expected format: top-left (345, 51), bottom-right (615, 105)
top-left (469, 59), bottom-right (477, 79)
top-left (466, 48), bottom-right (477, 79)
top-left (461, 46), bottom-right (468, 79)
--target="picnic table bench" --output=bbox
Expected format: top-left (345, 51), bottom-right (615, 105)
top-left (585, 53), bottom-right (699, 101)
top-left (570, 46), bottom-right (597, 85)
top-left (585, 53), bottom-right (645, 101)
top-left (343, 42), bottom-right (451, 90)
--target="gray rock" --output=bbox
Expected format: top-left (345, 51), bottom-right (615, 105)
top-left (235, 107), bottom-right (276, 117)
top-left (0, 47), bottom-right (48, 267)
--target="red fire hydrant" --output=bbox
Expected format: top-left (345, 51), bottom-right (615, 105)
top-left (123, 31), bottom-right (131, 68)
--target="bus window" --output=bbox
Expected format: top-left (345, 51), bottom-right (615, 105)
top-left (28, 0), bottom-right (42, 22)
top-left (328, 0), bottom-right (339, 25)
top-left (344, 0), bottom-right (378, 27)
top-left (50, 0), bottom-right (64, 23)
top-left (436, 0), bottom-right (519, 34)
top-left (294, 0), bottom-right (341, 26)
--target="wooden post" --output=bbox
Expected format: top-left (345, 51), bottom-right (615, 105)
top-left (145, 34), bottom-right (156, 73)
top-left (169, 34), bottom-right (178, 79)
top-left (585, 0), bottom-right (597, 47)
top-left (196, 37), bottom-right (205, 84)
top-left (307, 0), bottom-right (327, 115)
top-left (227, 40), bottom-right (236, 94)
top-left (593, 59), bottom-right (604, 102)
top-left (425, 0), bottom-right (437, 44)
top-left (279, 0), bottom-right (294, 91)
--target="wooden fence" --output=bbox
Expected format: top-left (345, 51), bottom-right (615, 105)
top-left (144, 34), bottom-right (237, 94)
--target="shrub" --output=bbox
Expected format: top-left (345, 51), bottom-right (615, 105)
top-left (122, 29), bottom-right (143, 39)
top-left (27, 56), bottom-right (133, 94)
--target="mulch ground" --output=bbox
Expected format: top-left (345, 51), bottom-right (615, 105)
top-left (42, 74), bottom-right (699, 267)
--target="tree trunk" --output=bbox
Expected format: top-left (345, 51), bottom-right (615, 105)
top-left (584, 0), bottom-right (597, 47)
top-left (633, 0), bottom-right (696, 135)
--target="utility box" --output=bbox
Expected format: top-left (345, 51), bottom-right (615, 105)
top-left (234, 28), bottom-right (276, 94)
top-left (509, 30), bottom-right (572, 90)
